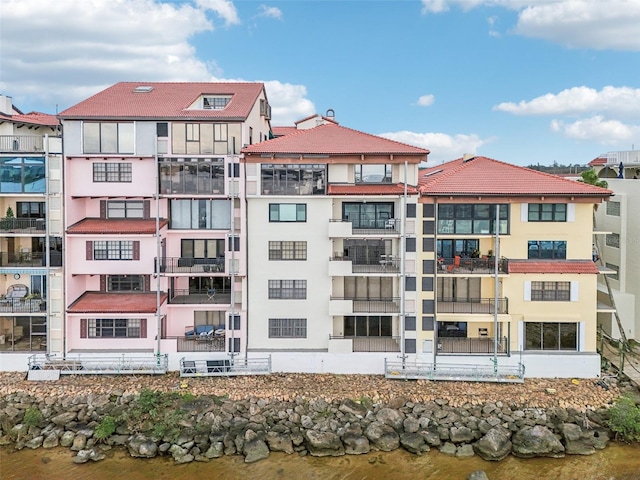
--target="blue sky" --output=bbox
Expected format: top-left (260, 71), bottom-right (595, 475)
top-left (1, 0), bottom-right (639, 165)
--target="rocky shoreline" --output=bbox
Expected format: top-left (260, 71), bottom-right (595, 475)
top-left (0, 372), bottom-right (634, 467)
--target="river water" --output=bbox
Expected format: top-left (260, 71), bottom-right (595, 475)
top-left (1, 444), bottom-right (639, 480)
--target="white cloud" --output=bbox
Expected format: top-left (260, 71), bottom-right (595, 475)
top-left (420, 1), bottom-right (640, 51)
top-left (551, 116), bottom-right (640, 145)
top-left (416, 94), bottom-right (435, 107)
top-left (262, 81), bottom-right (315, 126)
top-left (257, 4), bottom-right (283, 20)
top-left (195, 0), bottom-right (240, 25)
top-left (494, 86), bottom-right (640, 118)
top-left (378, 131), bottom-right (493, 163)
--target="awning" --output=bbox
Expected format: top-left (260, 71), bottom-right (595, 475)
top-left (0, 268), bottom-right (48, 275)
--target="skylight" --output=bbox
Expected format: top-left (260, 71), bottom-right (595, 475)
top-left (133, 86), bottom-right (154, 93)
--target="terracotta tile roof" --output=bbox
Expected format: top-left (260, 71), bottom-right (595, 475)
top-left (242, 123), bottom-right (429, 157)
top-left (508, 260), bottom-right (598, 274)
top-left (328, 183), bottom-right (419, 195)
top-left (58, 82), bottom-right (265, 120)
top-left (67, 292), bottom-right (166, 314)
top-left (294, 114), bottom-right (338, 126)
top-left (419, 156), bottom-right (612, 197)
top-left (272, 126), bottom-right (297, 137)
top-left (67, 218), bottom-right (168, 234)
top-left (0, 111), bottom-right (60, 126)
top-left (589, 156), bottom-right (607, 166)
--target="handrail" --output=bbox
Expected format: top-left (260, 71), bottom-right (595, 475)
top-left (28, 353), bottom-right (169, 375)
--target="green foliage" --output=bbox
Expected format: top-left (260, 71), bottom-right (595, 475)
top-left (22, 407), bottom-right (43, 428)
top-left (578, 169), bottom-right (608, 188)
top-left (608, 394), bottom-right (640, 442)
top-left (5, 206), bottom-right (14, 219)
top-left (94, 416), bottom-right (117, 443)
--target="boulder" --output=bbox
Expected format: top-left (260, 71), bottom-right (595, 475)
top-left (342, 434), bottom-right (370, 455)
top-left (512, 425), bottom-right (565, 458)
top-left (439, 441), bottom-right (457, 456)
top-left (456, 444), bottom-right (475, 458)
top-left (25, 435), bottom-right (44, 449)
top-left (51, 411), bottom-right (77, 426)
top-left (243, 430), bottom-right (270, 463)
top-left (468, 471), bottom-right (490, 480)
top-left (72, 449), bottom-right (92, 464)
top-left (305, 430), bottom-right (345, 457)
top-left (266, 431), bottom-right (294, 454)
top-left (450, 426), bottom-right (474, 443)
top-left (59, 431), bottom-right (75, 447)
top-left (364, 422), bottom-right (400, 452)
top-left (42, 432), bottom-right (59, 449)
top-left (204, 442), bottom-right (224, 458)
top-left (375, 408), bottom-right (405, 431)
top-left (400, 432), bottom-right (429, 455)
top-left (473, 427), bottom-right (512, 461)
top-left (339, 399), bottom-right (368, 417)
top-left (128, 434), bottom-right (159, 458)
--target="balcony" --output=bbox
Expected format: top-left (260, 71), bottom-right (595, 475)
top-left (156, 257), bottom-right (225, 274)
top-left (329, 255), bottom-right (400, 275)
top-left (437, 298), bottom-right (509, 314)
top-left (0, 135), bottom-right (43, 153)
top-left (0, 218), bottom-right (46, 234)
top-left (436, 336), bottom-right (509, 355)
top-left (329, 219), bottom-right (400, 237)
top-left (329, 297), bottom-right (400, 315)
top-left (329, 335), bottom-right (400, 352)
top-left (0, 297), bottom-right (46, 314)
top-left (175, 335), bottom-right (226, 352)
top-left (438, 257), bottom-right (508, 275)
top-left (0, 252), bottom-right (62, 267)
top-left (169, 288), bottom-right (234, 305)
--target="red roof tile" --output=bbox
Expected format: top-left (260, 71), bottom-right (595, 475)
top-left (328, 183), bottom-right (419, 195)
top-left (294, 114), bottom-right (338, 126)
top-left (419, 156), bottom-right (612, 197)
top-left (242, 123), bottom-right (429, 157)
top-left (0, 111), bottom-right (60, 126)
top-left (508, 260), bottom-right (598, 274)
top-left (67, 218), bottom-right (168, 234)
top-left (58, 82), bottom-right (265, 120)
top-left (272, 126), bottom-right (297, 137)
top-left (68, 292), bottom-right (166, 314)
top-left (589, 156), bottom-right (607, 166)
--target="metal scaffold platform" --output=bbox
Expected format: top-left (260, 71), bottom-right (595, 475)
top-left (179, 356), bottom-right (272, 377)
top-left (384, 359), bottom-right (525, 383)
top-left (27, 354), bottom-right (169, 378)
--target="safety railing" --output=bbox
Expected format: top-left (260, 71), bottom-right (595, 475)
top-left (28, 353), bottom-right (169, 375)
top-left (179, 356), bottom-right (271, 377)
top-left (385, 359), bottom-right (525, 383)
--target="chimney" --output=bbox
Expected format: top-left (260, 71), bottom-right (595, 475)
top-left (462, 153), bottom-right (475, 162)
top-left (0, 95), bottom-right (13, 116)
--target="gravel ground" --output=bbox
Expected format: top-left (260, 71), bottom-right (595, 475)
top-left (0, 372), bottom-right (620, 411)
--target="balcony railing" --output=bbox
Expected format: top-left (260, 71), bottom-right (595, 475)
top-left (436, 336), bottom-right (509, 355)
top-left (0, 218), bottom-right (46, 233)
top-left (329, 218), bottom-right (400, 235)
top-left (0, 252), bottom-right (62, 267)
top-left (438, 257), bottom-right (508, 275)
top-left (0, 135), bottom-right (44, 153)
top-left (437, 298), bottom-right (509, 314)
top-left (329, 335), bottom-right (400, 352)
top-left (0, 298), bottom-right (46, 313)
top-left (169, 288), bottom-right (233, 305)
top-left (156, 257), bottom-right (225, 274)
top-left (330, 255), bottom-right (400, 273)
top-left (176, 336), bottom-right (225, 352)
top-left (330, 297), bottom-right (401, 313)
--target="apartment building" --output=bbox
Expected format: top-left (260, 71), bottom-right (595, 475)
top-left (58, 83), bottom-right (271, 367)
top-left (589, 151), bottom-right (640, 341)
top-left (0, 95), bottom-right (63, 367)
top-left (242, 115), bottom-right (429, 373)
top-left (417, 156), bottom-right (611, 377)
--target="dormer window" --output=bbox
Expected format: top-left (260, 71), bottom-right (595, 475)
top-left (203, 96), bottom-right (231, 110)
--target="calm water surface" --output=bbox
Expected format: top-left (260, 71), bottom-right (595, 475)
top-left (1, 444), bottom-right (639, 480)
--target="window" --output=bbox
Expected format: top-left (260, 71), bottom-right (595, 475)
top-left (93, 241), bottom-right (134, 260)
top-left (228, 235), bottom-right (240, 252)
top-left (342, 202), bottom-right (393, 229)
top-left (605, 263), bottom-right (619, 280)
top-left (524, 322), bottom-right (577, 350)
top-left (269, 318), bottom-right (307, 338)
top-left (606, 201), bottom-right (620, 217)
top-left (181, 239), bottom-right (225, 259)
top-left (531, 281), bottom-right (570, 301)
top-left (606, 233), bottom-right (620, 248)
top-left (269, 241), bottom-right (307, 260)
top-left (355, 164), bottom-right (392, 183)
top-left (228, 162), bottom-right (240, 178)
top-left (343, 239), bottom-right (390, 265)
top-left (437, 204), bottom-right (508, 235)
top-left (344, 316), bottom-right (392, 336)
top-left (108, 275), bottom-right (144, 292)
top-left (268, 280), bottom-right (307, 299)
top-left (0, 157), bottom-right (45, 193)
top-left (88, 319), bottom-right (141, 338)
top-left (437, 239), bottom-right (479, 258)
top-left (528, 204), bottom-right (567, 222)
top-left (527, 241), bottom-right (567, 259)
top-left (83, 122), bottom-right (134, 153)
top-left (157, 122), bottom-right (168, 137)
top-left (261, 164), bottom-right (326, 195)
top-left (160, 157), bottom-right (225, 194)
top-left (93, 163), bottom-right (132, 182)
top-left (203, 96), bottom-right (231, 110)
top-left (16, 202), bottom-right (45, 218)
top-left (269, 204), bottom-right (306, 222)
top-left (107, 200), bottom-right (144, 219)
top-left (170, 199), bottom-right (231, 229)
top-left (229, 314), bottom-right (241, 330)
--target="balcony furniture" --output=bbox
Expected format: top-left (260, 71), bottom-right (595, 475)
top-left (447, 256), bottom-right (461, 273)
top-left (6, 284), bottom-right (28, 299)
top-left (384, 218), bottom-right (396, 230)
top-left (206, 288), bottom-right (216, 300)
top-left (479, 328), bottom-right (488, 337)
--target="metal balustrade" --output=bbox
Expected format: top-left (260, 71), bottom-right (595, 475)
top-left (0, 218), bottom-right (46, 233)
top-left (330, 297), bottom-right (401, 313)
top-left (0, 135), bottom-right (43, 152)
top-left (156, 257), bottom-right (225, 274)
top-left (437, 297), bottom-right (509, 314)
top-left (179, 356), bottom-right (271, 377)
top-left (385, 359), bottom-right (525, 383)
top-left (28, 353), bottom-right (169, 375)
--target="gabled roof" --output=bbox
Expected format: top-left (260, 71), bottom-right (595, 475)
top-left (272, 126), bottom-right (297, 137)
top-left (328, 183), bottom-right (418, 195)
top-left (67, 292), bottom-right (166, 314)
top-left (0, 111), bottom-right (59, 127)
top-left (58, 82), bottom-right (265, 120)
top-left (508, 260), bottom-right (598, 274)
top-left (589, 155), bottom-right (607, 166)
top-left (242, 123), bottom-right (429, 157)
top-left (419, 156), bottom-right (612, 197)
top-left (294, 114), bottom-right (339, 126)
top-left (67, 218), bottom-right (168, 234)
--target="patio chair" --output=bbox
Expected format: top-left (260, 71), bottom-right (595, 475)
top-left (206, 288), bottom-right (216, 300)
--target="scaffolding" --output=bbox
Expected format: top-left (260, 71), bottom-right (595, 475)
top-left (179, 355), bottom-right (271, 377)
top-left (28, 353), bottom-right (169, 376)
top-left (384, 359), bottom-right (525, 383)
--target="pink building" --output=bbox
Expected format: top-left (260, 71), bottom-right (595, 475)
top-left (59, 83), bottom-right (271, 363)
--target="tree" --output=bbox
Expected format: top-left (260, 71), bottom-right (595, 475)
top-left (578, 168), bottom-right (608, 188)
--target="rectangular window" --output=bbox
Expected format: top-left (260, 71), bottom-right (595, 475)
top-left (437, 204), bottom-right (508, 235)
top-left (269, 318), bottom-right (307, 338)
top-left (83, 122), bottom-right (134, 153)
top-left (342, 202), bottom-right (394, 229)
top-left (0, 157), bottom-right (46, 193)
top-left (268, 280), bottom-right (307, 299)
top-left (88, 319), bottom-right (141, 338)
top-left (269, 204), bottom-right (306, 222)
top-left (203, 96), bottom-right (231, 109)
top-left (107, 200), bottom-right (144, 219)
top-left (93, 241), bottom-right (134, 260)
top-left (157, 122), bottom-right (168, 137)
top-left (228, 162), bottom-right (240, 178)
top-left (524, 322), bottom-right (577, 350)
top-left (269, 241), bottom-right (307, 260)
top-left (93, 163), bottom-right (132, 182)
top-left (261, 164), bottom-right (326, 195)
top-left (228, 235), bottom-right (240, 252)
top-left (530, 281), bottom-right (571, 301)
top-left (170, 199), bottom-right (231, 229)
top-left (527, 241), bottom-right (567, 259)
top-left (606, 201), bottom-right (620, 217)
top-left (16, 201), bottom-right (45, 218)
top-left (528, 203), bottom-right (567, 222)
top-left (344, 316), bottom-right (392, 336)
top-left (229, 314), bottom-right (241, 330)
top-left (605, 263), bottom-right (619, 280)
top-left (159, 157), bottom-right (225, 194)
top-left (355, 164), bottom-right (392, 183)
top-left (605, 233), bottom-right (620, 248)
top-left (107, 275), bottom-right (144, 291)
